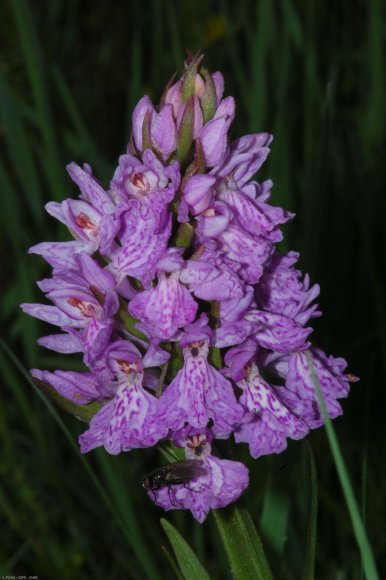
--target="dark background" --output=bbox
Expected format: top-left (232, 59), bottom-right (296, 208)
top-left (0, 1), bottom-right (385, 578)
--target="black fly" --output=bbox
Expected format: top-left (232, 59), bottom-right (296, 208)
top-left (139, 459), bottom-right (207, 492)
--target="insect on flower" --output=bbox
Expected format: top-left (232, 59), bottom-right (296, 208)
top-left (139, 459), bottom-right (207, 493)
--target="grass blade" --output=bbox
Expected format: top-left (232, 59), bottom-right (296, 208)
top-left (9, 0), bottom-right (66, 199)
top-left (306, 351), bottom-right (379, 580)
top-left (0, 72), bottom-right (44, 225)
top-left (302, 443), bottom-right (318, 580)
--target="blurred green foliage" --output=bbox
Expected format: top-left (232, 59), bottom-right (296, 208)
top-left (0, 0), bottom-right (385, 578)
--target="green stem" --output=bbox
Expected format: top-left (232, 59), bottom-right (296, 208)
top-left (156, 361), bottom-right (169, 398)
top-left (117, 308), bottom-right (148, 342)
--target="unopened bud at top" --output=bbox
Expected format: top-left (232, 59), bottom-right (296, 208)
top-left (130, 53), bottom-right (234, 170)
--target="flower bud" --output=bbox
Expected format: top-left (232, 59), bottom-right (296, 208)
top-left (162, 55), bottom-right (234, 169)
top-left (131, 96), bottom-right (177, 161)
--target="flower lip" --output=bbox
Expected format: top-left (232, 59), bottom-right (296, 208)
top-left (243, 360), bottom-right (253, 378)
top-left (186, 433), bottom-right (207, 457)
top-left (67, 297), bottom-right (99, 318)
top-left (116, 359), bottom-right (141, 375)
top-left (74, 212), bottom-right (98, 232)
top-left (124, 171), bottom-right (151, 195)
top-left (189, 340), bottom-right (204, 358)
top-left (179, 314), bottom-right (213, 348)
top-left (105, 340), bottom-right (143, 374)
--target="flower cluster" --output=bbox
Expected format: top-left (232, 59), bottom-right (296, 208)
top-left (22, 55), bottom-right (357, 523)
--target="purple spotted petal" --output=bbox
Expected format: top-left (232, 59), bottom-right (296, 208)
top-left (46, 288), bottom-right (103, 322)
top-left (79, 373), bottom-right (167, 455)
top-left (21, 303), bottom-right (82, 328)
top-left (180, 259), bottom-right (244, 302)
top-left (46, 199), bottom-right (102, 245)
top-left (215, 289), bottom-right (256, 348)
top-left (111, 150), bottom-right (180, 211)
top-left (196, 204), bottom-right (230, 239)
top-left (220, 285), bottom-right (255, 322)
top-left (158, 341), bottom-right (243, 438)
top-left (214, 321), bottom-right (255, 349)
top-left (234, 365), bottom-right (308, 458)
top-left (235, 413), bottom-right (289, 459)
top-left (37, 332), bottom-right (83, 354)
top-left (104, 339), bottom-right (143, 373)
top-left (217, 182), bottom-right (293, 242)
top-left (281, 348), bottom-right (356, 428)
top-left (28, 240), bottom-right (95, 271)
top-left (215, 133), bottom-right (272, 186)
top-left (75, 252), bottom-right (117, 291)
top-left (179, 314), bottom-right (213, 347)
top-left (255, 251), bottom-right (321, 324)
top-left (128, 272), bottom-right (198, 340)
top-left (66, 162), bottom-right (115, 215)
top-left (246, 310), bottom-right (312, 352)
top-left (286, 348), bottom-right (351, 399)
top-left (109, 205), bottom-right (171, 285)
top-left (220, 225), bottom-right (273, 284)
top-left (223, 339), bottom-right (258, 381)
top-left (143, 342), bottom-right (171, 368)
top-left (182, 174), bottom-right (215, 215)
top-left (156, 247), bottom-right (185, 272)
top-left (83, 319), bottom-right (114, 367)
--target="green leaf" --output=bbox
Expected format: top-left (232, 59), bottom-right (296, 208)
top-left (213, 504), bottom-right (274, 580)
top-left (302, 443), bottom-right (318, 580)
top-left (238, 508), bottom-right (274, 580)
top-left (160, 518), bottom-right (211, 580)
top-left (158, 443), bottom-right (185, 463)
top-left (306, 351), bottom-right (379, 580)
top-left (260, 485), bottom-right (289, 557)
